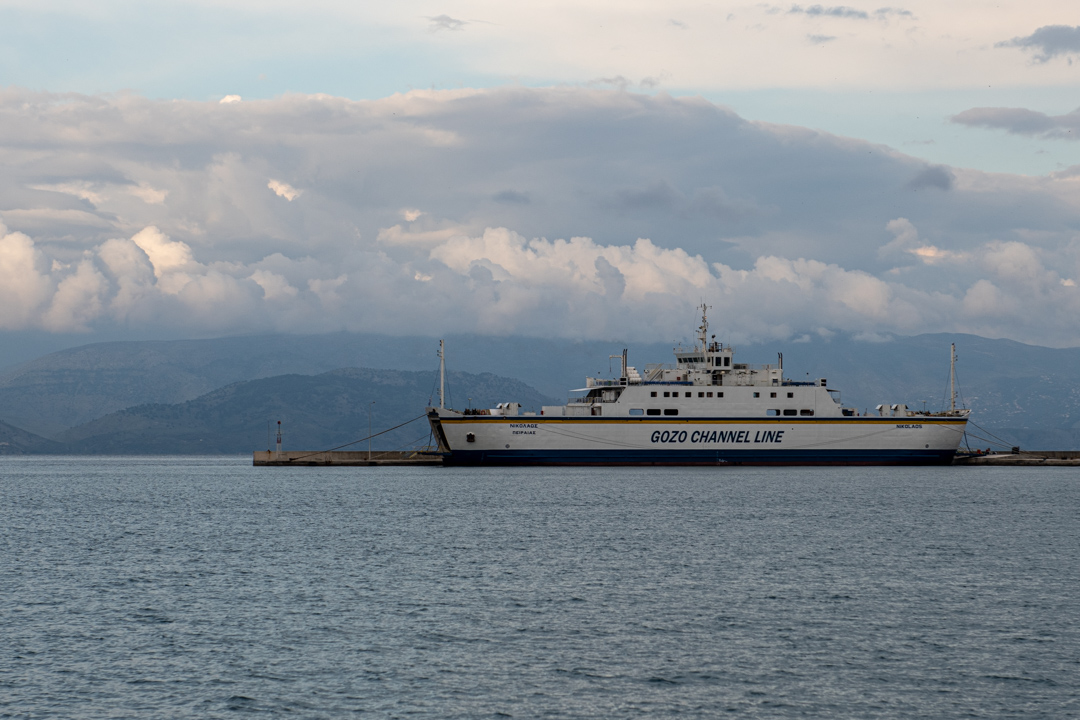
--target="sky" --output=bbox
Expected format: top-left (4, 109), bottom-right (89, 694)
top-left (1, 0), bottom-right (1080, 356)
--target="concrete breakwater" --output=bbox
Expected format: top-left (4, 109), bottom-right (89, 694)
top-left (254, 450), bottom-right (444, 466)
top-left (953, 451), bottom-right (1080, 466)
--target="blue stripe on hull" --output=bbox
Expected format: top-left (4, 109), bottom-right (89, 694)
top-left (443, 448), bottom-right (957, 466)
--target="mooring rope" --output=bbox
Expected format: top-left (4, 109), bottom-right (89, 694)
top-left (281, 414), bottom-right (428, 462)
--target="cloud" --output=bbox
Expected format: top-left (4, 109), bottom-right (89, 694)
top-left (873, 8), bottom-right (914, 19)
top-left (492, 190), bottom-right (530, 205)
top-left (612, 180), bottom-right (681, 211)
top-left (787, 5), bottom-right (869, 20)
top-left (42, 259), bottom-right (107, 332)
top-left (879, 218), bottom-right (967, 266)
top-left (0, 225), bottom-right (54, 330)
top-left (428, 14), bottom-right (466, 31)
top-left (220, 95), bottom-right (242, 104)
top-left (29, 180), bottom-right (168, 207)
top-left (268, 179), bottom-right (302, 201)
top-left (951, 107), bottom-right (1080, 140)
top-left (0, 218), bottom-right (1076, 347)
top-left (0, 87), bottom-right (1079, 345)
top-left (907, 165), bottom-right (953, 191)
top-left (808, 34), bottom-right (836, 44)
top-left (996, 25), bottom-right (1080, 63)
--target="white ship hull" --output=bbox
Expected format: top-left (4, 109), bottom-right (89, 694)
top-left (428, 411), bottom-right (968, 466)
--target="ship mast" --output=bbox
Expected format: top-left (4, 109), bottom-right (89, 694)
top-left (950, 342), bottom-right (957, 413)
top-left (697, 303), bottom-right (711, 352)
top-left (439, 339), bottom-right (446, 410)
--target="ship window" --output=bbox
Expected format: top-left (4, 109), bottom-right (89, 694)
top-left (466, 433), bottom-right (476, 443)
top-left (698, 392), bottom-right (704, 398)
top-left (724, 357), bottom-right (730, 367)
top-left (685, 392), bottom-right (691, 398)
top-left (766, 409), bottom-right (779, 416)
top-left (783, 409), bottom-right (797, 416)
top-left (707, 392), bottom-right (713, 398)
top-left (663, 408), bottom-right (679, 416)
top-left (663, 391), bottom-right (670, 398)
top-left (651, 391), bottom-right (657, 397)
top-left (800, 409), bottom-right (814, 416)
top-left (717, 392), bottom-right (724, 398)
top-left (770, 392), bottom-right (777, 398)
top-left (629, 408), bottom-right (644, 415)
top-left (753, 392), bottom-right (760, 398)
top-left (646, 408), bottom-right (661, 416)
top-left (787, 392), bottom-right (794, 398)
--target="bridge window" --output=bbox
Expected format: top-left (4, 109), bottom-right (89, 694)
top-left (770, 392), bottom-right (777, 398)
top-left (685, 392), bottom-right (691, 398)
top-left (717, 392), bottom-right (724, 398)
top-left (783, 409), bottom-right (797, 416)
top-left (707, 392), bottom-right (713, 398)
top-left (663, 408), bottom-right (679, 416)
top-left (650, 391), bottom-right (657, 397)
top-left (647, 408), bottom-right (661, 416)
top-left (787, 392), bottom-right (794, 398)
top-left (724, 357), bottom-right (730, 367)
top-left (753, 392), bottom-right (760, 398)
top-left (629, 408), bottom-right (644, 415)
top-left (800, 409), bottom-right (814, 416)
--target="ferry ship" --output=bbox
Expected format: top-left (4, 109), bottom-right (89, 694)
top-left (426, 308), bottom-right (970, 465)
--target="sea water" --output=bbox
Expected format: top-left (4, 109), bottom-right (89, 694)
top-left (2, 457), bottom-right (1078, 718)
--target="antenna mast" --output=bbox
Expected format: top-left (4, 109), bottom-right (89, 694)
top-left (950, 343), bottom-right (957, 413)
top-left (439, 340), bottom-right (446, 410)
top-left (697, 303), bottom-right (711, 351)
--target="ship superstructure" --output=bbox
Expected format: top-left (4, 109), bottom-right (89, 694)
top-left (427, 307), bottom-right (969, 465)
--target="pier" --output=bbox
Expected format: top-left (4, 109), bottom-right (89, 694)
top-left (254, 450), bottom-right (444, 466)
top-left (953, 451), bottom-right (1080, 466)
top-left (252, 450), bottom-right (1080, 467)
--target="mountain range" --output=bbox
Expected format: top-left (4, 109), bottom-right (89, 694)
top-left (1, 330), bottom-right (1078, 453)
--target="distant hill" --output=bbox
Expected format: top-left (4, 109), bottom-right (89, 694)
top-left (0, 333), bottom-right (619, 437)
top-left (56, 368), bottom-right (557, 455)
top-left (0, 420), bottom-right (64, 454)
top-left (2, 329), bottom-right (1079, 450)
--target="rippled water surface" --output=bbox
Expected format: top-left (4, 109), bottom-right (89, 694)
top-left (3, 457), bottom-right (1079, 718)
